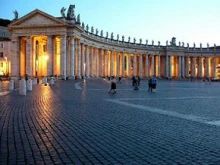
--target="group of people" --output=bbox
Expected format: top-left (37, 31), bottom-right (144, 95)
top-left (108, 75), bottom-right (157, 94)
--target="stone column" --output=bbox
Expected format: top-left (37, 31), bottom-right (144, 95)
top-left (60, 35), bottom-right (67, 79)
top-left (185, 56), bottom-right (189, 77)
top-left (111, 50), bottom-right (114, 76)
top-left (70, 37), bottom-right (75, 78)
top-left (192, 57), bottom-right (196, 77)
top-left (212, 56), bottom-right (216, 78)
top-left (199, 57), bottom-right (203, 78)
top-left (101, 49), bottom-right (104, 77)
top-left (122, 52), bottom-right (125, 77)
top-left (26, 36), bottom-right (32, 77)
top-left (81, 43), bottom-right (85, 78)
top-left (166, 55), bottom-right (169, 77)
top-left (91, 47), bottom-right (94, 77)
top-left (169, 56), bottom-right (172, 77)
top-left (158, 55), bottom-right (161, 77)
top-left (11, 36), bottom-right (20, 78)
top-left (139, 54), bottom-right (143, 77)
top-left (47, 36), bottom-right (53, 76)
top-left (181, 56), bottom-right (185, 77)
top-left (145, 54), bottom-right (149, 78)
top-left (134, 54), bottom-right (137, 76)
top-left (78, 41), bottom-right (81, 78)
top-left (151, 55), bottom-right (155, 76)
top-left (96, 48), bottom-right (99, 77)
top-left (127, 53), bottom-right (130, 77)
top-left (85, 46), bottom-right (89, 77)
top-left (206, 57), bottom-right (210, 77)
top-left (178, 56), bottom-right (181, 78)
top-left (105, 50), bottom-right (108, 77)
top-left (117, 52), bottom-right (120, 77)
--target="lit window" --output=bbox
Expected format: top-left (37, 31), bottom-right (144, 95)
top-left (0, 52), bottom-right (3, 58)
top-left (0, 43), bottom-right (4, 48)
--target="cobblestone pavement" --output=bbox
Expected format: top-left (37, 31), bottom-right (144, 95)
top-left (1, 78), bottom-right (220, 165)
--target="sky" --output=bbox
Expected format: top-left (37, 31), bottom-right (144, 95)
top-left (1, 0), bottom-right (220, 47)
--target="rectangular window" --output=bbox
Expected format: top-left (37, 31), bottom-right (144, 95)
top-left (0, 43), bottom-right (4, 48)
top-left (0, 52), bottom-right (3, 58)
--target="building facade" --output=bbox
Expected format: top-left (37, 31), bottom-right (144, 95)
top-left (8, 6), bottom-right (220, 80)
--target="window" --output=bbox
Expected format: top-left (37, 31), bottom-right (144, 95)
top-left (2, 32), bottom-right (5, 37)
top-left (0, 43), bottom-right (4, 48)
top-left (0, 52), bottom-right (3, 58)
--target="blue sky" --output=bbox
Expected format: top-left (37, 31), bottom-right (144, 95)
top-left (1, 0), bottom-right (220, 46)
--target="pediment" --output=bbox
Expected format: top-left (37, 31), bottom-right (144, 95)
top-left (9, 9), bottom-right (66, 27)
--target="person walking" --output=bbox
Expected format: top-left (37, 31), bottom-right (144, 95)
top-left (108, 76), bottom-right (117, 94)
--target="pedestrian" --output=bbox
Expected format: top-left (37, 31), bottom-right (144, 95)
top-left (108, 76), bottom-right (117, 94)
top-left (149, 75), bottom-right (157, 92)
top-left (118, 76), bottom-right (122, 84)
top-left (133, 76), bottom-right (139, 90)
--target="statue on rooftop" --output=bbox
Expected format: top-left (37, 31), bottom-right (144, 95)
top-left (122, 35), bottom-right (124, 42)
top-left (187, 43), bottom-right (189, 48)
top-left (13, 10), bottom-right (18, 20)
top-left (152, 40), bottom-right (154, 45)
top-left (200, 43), bottom-right (202, 48)
top-left (101, 30), bottom-right (103, 37)
top-left (60, 7), bottom-right (66, 18)
top-left (193, 42), bottom-right (196, 48)
top-left (182, 42), bottom-right (184, 47)
top-left (128, 36), bottom-right (130, 42)
top-left (96, 28), bottom-right (99, 35)
top-left (133, 38), bottom-right (136, 43)
top-left (166, 40), bottom-right (168, 46)
top-left (76, 14), bottom-right (81, 24)
top-left (117, 34), bottom-right (119, 41)
top-left (158, 41), bottom-right (160, 46)
top-left (106, 32), bottom-right (108, 38)
top-left (82, 22), bottom-right (85, 29)
top-left (207, 43), bottom-right (209, 48)
top-left (67, 5), bottom-right (76, 21)
top-left (146, 39), bottom-right (148, 45)
top-left (111, 32), bottom-right (114, 40)
top-left (91, 26), bottom-right (94, 33)
top-left (86, 24), bottom-right (89, 32)
top-left (140, 38), bottom-right (142, 44)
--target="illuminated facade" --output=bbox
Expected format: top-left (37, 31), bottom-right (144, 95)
top-left (8, 6), bottom-right (220, 80)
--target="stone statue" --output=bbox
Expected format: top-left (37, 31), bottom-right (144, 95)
top-left (133, 38), bottom-right (136, 43)
top-left (122, 35), bottom-right (124, 42)
top-left (111, 32), bottom-right (114, 40)
top-left (76, 14), bottom-right (81, 24)
top-left (91, 26), bottom-right (94, 33)
top-left (67, 5), bottom-right (76, 20)
top-left (214, 44), bottom-right (216, 48)
top-left (187, 43), bottom-right (189, 48)
top-left (152, 40), bottom-right (154, 45)
top-left (128, 37), bottom-right (130, 42)
top-left (207, 43), bottom-right (209, 48)
top-left (117, 34), bottom-right (119, 41)
top-left (60, 7), bottom-right (66, 18)
top-left (86, 24), bottom-right (89, 32)
top-left (171, 37), bottom-right (176, 46)
top-left (140, 38), bottom-right (142, 44)
top-left (82, 22), bottom-right (85, 29)
top-left (179, 41), bottom-right (181, 47)
top-left (200, 43), bottom-right (202, 48)
top-left (158, 41), bottom-right (160, 46)
top-left (106, 32), bottom-right (108, 38)
top-left (193, 42), bottom-right (196, 48)
top-left (146, 39), bottom-right (148, 45)
top-left (96, 28), bottom-right (99, 35)
top-left (101, 30), bottom-right (103, 37)
top-left (166, 40), bottom-right (168, 46)
top-left (182, 42), bottom-right (184, 47)
top-left (13, 10), bottom-right (18, 20)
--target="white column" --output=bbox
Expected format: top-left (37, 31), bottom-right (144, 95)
top-left (96, 48), bottom-right (99, 77)
top-left (100, 49), bottom-right (104, 77)
top-left (134, 54), bottom-right (137, 76)
top-left (47, 36), bottom-right (53, 76)
top-left (178, 56), bottom-right (181, 78)
top-left (111, 51), bottom-right (114, 76)
top-left (192, 57), bottom-right (196, 77)
top-left (181, 56), bottom-right (185, 77)
top-left (139, 54), bottom-right (143, 77)
top-left (169, 56), bottom-right (172, 77)
top-left (199, 57), bottom-right (203, 78)
top-left (166, 55), bottom-right (169, 77)
top-left (91, 47), bottom-right (94, 77)
top-left (145, 54), bottom-right (149, 78)
top-left (122, 52), bottom-right (125, 77)
top-left (78, 41), bottom-right (81, 78)
top-left (158, 55), bottom-right (161, 77)
top-left (127, 53), bottom-right (130, 77)
top-left (151, 55), bottom-right (155, 76)
top-left (186, 56), bottom-right (189, 77)
top-left (212, 56), bottom-right (216, 78)
top-left (60, 35), bottom-right (67, 79)
top-left (85, 46), bottom-right (90, 77)
top-left (206, 57), bottom-right (210, 77)
top-left (26, 36), bottom-right (32, 77)
top-left (81, 44), bottom-right (85, 77)
top-left (70, 37), bottom-right (75, 78)
top-left (117, 52), bottom-right (120, 77)
top-left (11, 36), bottom-right (20, 78)
top-left (104, 50), bottom-right (108, 77)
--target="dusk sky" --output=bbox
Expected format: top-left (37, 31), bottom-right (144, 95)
top-left (1, 0), bottom-right (220, 46)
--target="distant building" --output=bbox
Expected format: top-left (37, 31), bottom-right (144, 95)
top-left (0, 26), bottom-right (11, 76)
top-left (6, 5), bottom-right (220, 79)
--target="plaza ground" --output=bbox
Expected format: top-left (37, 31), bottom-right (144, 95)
top-left (0, 78), bottom-right (220, 165)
